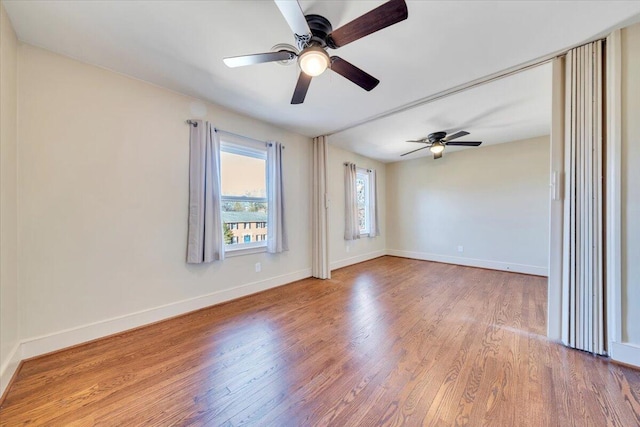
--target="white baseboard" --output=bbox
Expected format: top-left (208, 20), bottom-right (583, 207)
top-left (0, 342), bottom-right (22, 398)
top-left (19, 268), bottom-right (311, 361)
top-left (330, 250), bottom-right (386, 271)
top-left (386, 249), bottom-right (548, 277)
top-left (610, 342), bottom-right (640, 368)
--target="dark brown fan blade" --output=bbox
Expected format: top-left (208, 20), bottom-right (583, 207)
top-left (406, 139), bottom-right (429, 143)
top-left (327, 0), bottom-right (408, 48)
top-left (443, 130), bottom-right (470, 142)
top-left (274, 0), bottom-right (311, 36)
top-left (401, 145), bottom-right (430, 157)
top-left (223, 51), bottom-right (295, 68)
top-left (445, 141), bottom-right (483, 146)
top-left (330, 57), bottom-right (379, 91)
top-left (434, 151), bottom-right (443, 160)
top-left (291, 72), bottom-right (312, 104)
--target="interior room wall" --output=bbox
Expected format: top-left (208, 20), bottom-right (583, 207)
top-left (0, 2), bottom-right (20, 394)
top-left (621, 22), bottom-right (640, 345)
top-left (327, 145), bottom-right (386, 270)
top-left (16, 45), bottom-right (312, 357)
top-left (386, 136), bottom-right (550, 276)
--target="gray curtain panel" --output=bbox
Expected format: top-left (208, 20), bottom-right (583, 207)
top-left (267, 141), bottom-right (288, 253)
top-left (368, 169), bottom-right (380, 237)
top-left (344, 162), bottom-right (360, 241)
top-left (186, 121), bottom-right (225, 263)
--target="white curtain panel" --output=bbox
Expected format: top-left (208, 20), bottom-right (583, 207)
top-left (561, 40), bottom-right (605, 355)
top-left (312, 136), bottom-right (330, 279)
top-left (368, 169), bottom-right (380, 237)
top-left (344, 162), bottom-right (360, 241)
top-left (186, 120), bottom-right (225, 263)
top-left (267, 141), bottom-right (288, 253)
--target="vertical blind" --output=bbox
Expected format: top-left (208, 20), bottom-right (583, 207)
top-left (561, 40), bottom-right (605, 355)
top-left (312, 136), bottom-right (330, 279)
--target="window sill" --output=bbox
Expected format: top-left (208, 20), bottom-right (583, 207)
top-left (224, 244), bottom-right (267, 257)
top-left (359, 233), bottom-right (379, 238)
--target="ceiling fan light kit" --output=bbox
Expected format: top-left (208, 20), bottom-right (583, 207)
top-left (429, 142), bottom-right (445, 154)
top-left (298, 46), bottom-right (330, 77)
top-left (223, 0), bottom-right (408, 104)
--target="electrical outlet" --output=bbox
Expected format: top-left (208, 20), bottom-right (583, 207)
top-left (346, 245), bottom-right (350, 253)
top-left (255, 262), bottom-right (261, 273)
top-left (457, 245), bottom-right (464, 253)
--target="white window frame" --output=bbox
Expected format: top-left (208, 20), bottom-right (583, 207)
top-left (220, 139), bottom-right (268, 256)
top-left (356, 168), bottom-right (371, 236)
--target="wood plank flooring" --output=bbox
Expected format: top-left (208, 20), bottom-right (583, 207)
top-left (2, 256), bottom-right (640, 426)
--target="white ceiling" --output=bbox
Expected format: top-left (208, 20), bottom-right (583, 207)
top-left (5, 1), bottom-right (640, 162)
top-left (331, 62), bottom-right (552, 162)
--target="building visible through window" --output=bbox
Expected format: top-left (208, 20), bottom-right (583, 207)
top-left (220, 141), bottom-right (268, 250)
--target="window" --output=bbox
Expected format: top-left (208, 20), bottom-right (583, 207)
top-left (220, 141), bottom-right (268, 253)
top-left (356, 170), bottom-right (370, 235)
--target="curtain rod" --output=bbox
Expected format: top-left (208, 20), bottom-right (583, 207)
top-left (185, 120), bottom-right (284, 148)
top-left (344, 162), bottom-right (372, 173)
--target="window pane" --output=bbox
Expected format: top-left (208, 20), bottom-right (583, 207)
top-left (220, 144), bottom-right (268, 249)
top-left (222, 201), bottom-right (267, 212)
top-left (220, 151), bottom-right (266, 198)
top-left (356, 177), bottom-right (366, 208)
top-left (356, 173), bottom-right (370, 234)
top-left (358, 207), bottom-right (366, 232)
top-left (222, 203), bottom-right (268, 246)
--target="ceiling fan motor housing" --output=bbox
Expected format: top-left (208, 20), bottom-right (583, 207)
top-left (428, 131), bottom-right (447, 142)
top-left (304, 14), bottom-right (333, 48)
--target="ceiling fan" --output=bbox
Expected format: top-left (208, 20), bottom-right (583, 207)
top-left (223, 0), bottom-right (408, 104)
top-left (401, 131), bottom-right (483, 159)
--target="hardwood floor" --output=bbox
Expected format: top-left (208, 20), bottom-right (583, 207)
top-left (2, 256), bottom-right (639, 426)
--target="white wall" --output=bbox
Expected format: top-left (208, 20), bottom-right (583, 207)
top-left (328, 145), bottom-right (386, 270)
top-left (386, 136), bottom-right (550, 276)
top-left (0, 2), bottom-right (20, 394)
top-left (621, 22), bottom-right (640, 345)
top-left (16, 45), bottom-right (312, 356)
